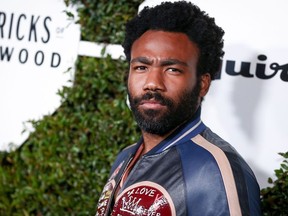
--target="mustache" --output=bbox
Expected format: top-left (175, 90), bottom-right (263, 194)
top-left (133, 92), bottom-right (174, 107)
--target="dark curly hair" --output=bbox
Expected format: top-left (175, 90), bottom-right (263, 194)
top-left (122, 1), bottom-right (225, 80)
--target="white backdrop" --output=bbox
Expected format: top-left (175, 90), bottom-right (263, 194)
top-left (140, 0), bottom-right (288, 188)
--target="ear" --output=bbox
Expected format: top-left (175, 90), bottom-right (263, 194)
top-left (199, 73), bottom-right (211, 98)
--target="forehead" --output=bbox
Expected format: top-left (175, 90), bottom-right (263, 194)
top-left (131, 30), bottom-right (199, 63)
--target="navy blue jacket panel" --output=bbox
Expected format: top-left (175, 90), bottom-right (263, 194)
top-left (96, 110), bottom-right (261, 216)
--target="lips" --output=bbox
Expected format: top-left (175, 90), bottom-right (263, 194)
top-left (139, 99), bottom-right (166, 109)
top-left (132, 91), bottom-right (173, 111)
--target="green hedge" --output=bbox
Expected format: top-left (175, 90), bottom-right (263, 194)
top-left (0, 1), bottom-right (142, 215)
top-left (0, 0), bottom-right (287, 215)
top-left (260, 152), bottom-right (288, 215)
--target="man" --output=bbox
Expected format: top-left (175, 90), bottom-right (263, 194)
top-left (96, 1), bottom-right (261, 215)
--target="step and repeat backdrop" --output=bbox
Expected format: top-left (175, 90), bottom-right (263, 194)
top-left (184, 0), bottom-right (288, 188)
top-left (140, 0), bottom-right (288, 188)
top-left (1, 0), bottom-right (287, 188)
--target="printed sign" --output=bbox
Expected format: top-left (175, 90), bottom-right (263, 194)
top-left (0, 0), bottom-right (80, 151)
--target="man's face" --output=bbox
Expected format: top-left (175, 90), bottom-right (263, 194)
top-left (127, 30), bottom-right (209, 135)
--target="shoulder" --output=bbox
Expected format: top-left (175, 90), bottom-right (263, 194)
top-left (198, 127), bottom-right (257, 180)
top-left (177, 127), bottom-right (261, 215)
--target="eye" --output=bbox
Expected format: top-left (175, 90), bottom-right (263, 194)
top-left (167, 68), bottom-right (182, 74)
top-left (133, 65), bottom-right (147, 72)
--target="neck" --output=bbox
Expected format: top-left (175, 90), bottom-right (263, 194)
top-left (141, 127), bottom-right (179, 155)
top-left (141, 132), bottom-right (166, 155)
top-left (140, 107), bottom-right (202, 154)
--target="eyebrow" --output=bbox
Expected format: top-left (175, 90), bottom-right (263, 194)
top-left (130, 57), bottom-right (188, 67)
top-left (130, 57), bottom-right (152, 65)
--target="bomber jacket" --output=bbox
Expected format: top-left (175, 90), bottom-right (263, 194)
top-left (96, 109), bottom-right (261, 216)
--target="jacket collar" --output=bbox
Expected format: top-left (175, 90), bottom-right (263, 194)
top-left (137, 107), bottom-right (206, 155)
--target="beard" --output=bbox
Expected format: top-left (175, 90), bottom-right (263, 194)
top-left (128, 80), bottom-right (201, 136)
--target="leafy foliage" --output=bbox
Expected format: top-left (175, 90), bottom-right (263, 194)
top-left (261, 152), bottom-right (288, 216)
top-left (65, 0), bottom-right (142, 43)
top-left (0, 0), bottom-right (142, 215)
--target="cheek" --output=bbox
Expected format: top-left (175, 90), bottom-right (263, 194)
top-left (166, 76), bottom-right (195, 95)
top-left (127, 74), bottom-right (142, 96)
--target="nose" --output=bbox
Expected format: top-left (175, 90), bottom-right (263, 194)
top-left (143, 69), bottom-right (165, 91)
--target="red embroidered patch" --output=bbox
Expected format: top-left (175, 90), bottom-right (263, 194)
top-left (112, 181), bottom-right (176, 216)
top-left (96, 180), bottom-right (115, 216)
top-left (96, 161), bottom-right (124, 216)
